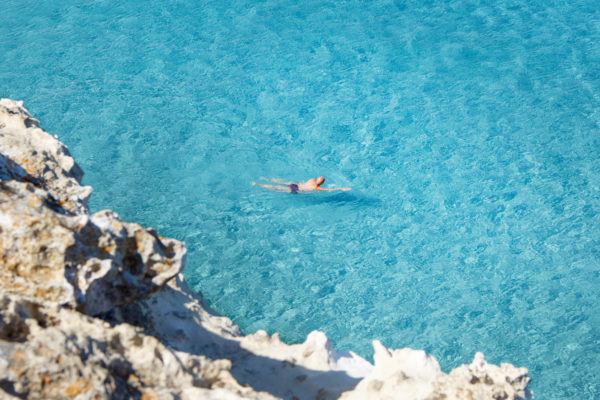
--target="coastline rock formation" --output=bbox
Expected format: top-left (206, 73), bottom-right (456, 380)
top-left (0, 99), bottom-right (532, 399)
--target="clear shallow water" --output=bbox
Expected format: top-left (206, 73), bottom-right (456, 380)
top-left (2, 0), bottom-right (599, 397)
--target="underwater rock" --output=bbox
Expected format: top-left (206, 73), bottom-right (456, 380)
top-left (0, 99), bottom-right (532, 399)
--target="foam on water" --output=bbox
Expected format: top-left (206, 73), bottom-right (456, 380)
top-left (2, 0), bottom-right (599, 398)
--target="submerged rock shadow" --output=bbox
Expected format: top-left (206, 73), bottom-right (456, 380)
top-left (113, 276), bottom-right (362, 400)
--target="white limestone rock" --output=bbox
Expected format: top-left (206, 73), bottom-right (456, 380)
top-left (0, 100), bottom-right (186, 316)
top-left (0, 178), bottom-right (185, 316)
top-left (0, 293), bottom-right (273, 400)
top-left (117, 275), bottom-right (372, 399)
top-left (339, 341), bottom-right (443, 400)
top-left (340, 341), bottom-right (531, 399)
top-left (432, 352), bottom-right (531, 400)
top-left (0, 99), bottom-right (91, 215)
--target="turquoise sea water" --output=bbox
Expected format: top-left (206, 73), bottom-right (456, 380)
top-left (2, 0), bottom-right (599, 398)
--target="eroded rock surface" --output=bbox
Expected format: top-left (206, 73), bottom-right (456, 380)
top-left (340, 341), bottom-right (531, 400)
top-left (0, 99), bottom-right (91, 215)
top-left (0, 99), bottom-right (532, 399)
top-left (0, 100), bottom-right (185, 316)
top-left (0, 293), bottom-right (273, 400)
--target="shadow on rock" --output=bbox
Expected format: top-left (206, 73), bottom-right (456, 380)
top-left (0, 153), bottom-right (41, 185)
top-left (112, 276), bottom-right (362, 400)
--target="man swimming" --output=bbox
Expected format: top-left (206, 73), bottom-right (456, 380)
top-left (252, 176), bottom-right (351, 193)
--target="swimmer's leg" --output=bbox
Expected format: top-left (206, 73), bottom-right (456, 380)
top-left (252, 182), bottom-right (291, 192)
top-left (260, 177), bottom-right (292, 185)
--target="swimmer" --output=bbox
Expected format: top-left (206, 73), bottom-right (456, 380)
top-left (252, 176), bottom-right (351, 193)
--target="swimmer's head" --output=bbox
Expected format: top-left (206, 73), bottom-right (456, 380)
top-left (316, 176), bottom-right (325, 186)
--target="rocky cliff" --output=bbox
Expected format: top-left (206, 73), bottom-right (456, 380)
top-left (0, 99), bottom-right (532, 399)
